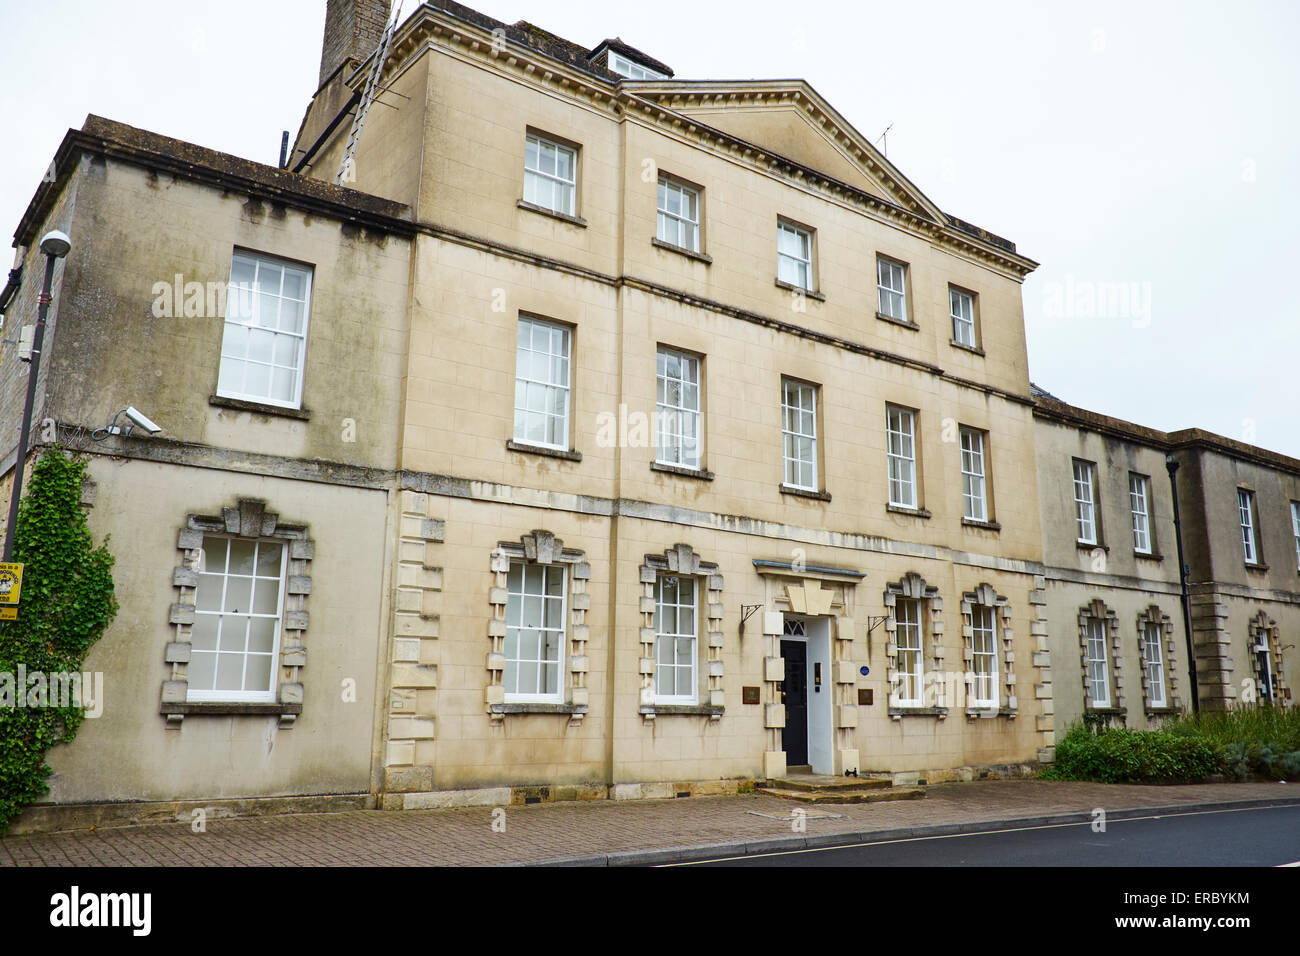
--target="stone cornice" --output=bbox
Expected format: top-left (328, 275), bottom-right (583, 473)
top-left (14, 116), bottom-right (416, 249)
top-left (1033, 395), bottom-right (1300, 478)
top-left (376, 6), bottom-right (1037, 280)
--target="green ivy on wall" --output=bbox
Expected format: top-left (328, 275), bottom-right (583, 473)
top-left (0, 451), bottom-right (118, 834)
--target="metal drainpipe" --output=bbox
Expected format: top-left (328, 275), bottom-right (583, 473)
top-left (3, 255), bottom-right (58, 561)
top-left (1165, 453), bottom-right (1199, 713)
top-left (0, 266), bottom-right (22, 316)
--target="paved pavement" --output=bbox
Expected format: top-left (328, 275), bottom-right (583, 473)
top-left (2, 780), bottom-right (1297, 867)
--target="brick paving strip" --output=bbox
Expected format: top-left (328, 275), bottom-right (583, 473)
top-left (2, 780), bottom-right (1297, 867)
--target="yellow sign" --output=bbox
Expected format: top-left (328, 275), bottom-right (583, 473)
top-left (0, 607), bottom-right (16, 620)
top-left (0, 563), bottom-right (21, 605)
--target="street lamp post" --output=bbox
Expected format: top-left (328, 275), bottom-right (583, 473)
top-left (3, 230), bottom-right (71, 562)
top-left (1165, 452), bottom-right (1199, 713)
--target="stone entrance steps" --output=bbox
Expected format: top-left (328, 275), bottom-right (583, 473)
top-left (756, 773), bottom-right (926, 805)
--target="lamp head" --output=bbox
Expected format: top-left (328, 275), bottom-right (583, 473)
top-left (39, 230), bottom-right (71, 259)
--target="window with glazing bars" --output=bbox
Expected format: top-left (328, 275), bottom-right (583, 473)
top-left (1084, 617), bottom-right (1110, 707)
top-left (887, 406), bottom-right (917, 508)
top-left (877, 257), bottom-right (906, 321)
top-left (504, 562), bottom-right (565, 701)
top-left (514, 316), bottom-right (571, 449)
top-left (894, 597), bottom-right (923, 706)
top-left (960, 427), bottom-right (987, 521)
top-left (524, 133), bottom-right (577, 215)
top-left (970, 604), bottom-right (998, 707)
top-left (657, 177), bottom-right (699, 252)
top-left (782, 379), bottom-right (818, 490)
top-left (654, 575), bottom-right (697, 702)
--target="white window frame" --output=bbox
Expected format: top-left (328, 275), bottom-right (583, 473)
top-left (657, 176), bottom-right (700, 253)
top-left (1129, 473), bottom-right (1152, 554)
top-left (608, 51), bottom-right (667, 80)
top-left (781, 378), bottom-right (818, 491)
top-left (656, 347), bottom-right (701, 469)
top-left (950, 287), bottom-right (976, 347)
top-left (959, 427), bottom-right (987, 522)
top-left (654, 574), bottom-right (698, 703)
top-left (777, 221), bottom-right (813, 291)
top-left (1291, 501), bottom-right (1300, 572)
top-left (523, 133), bottom-right (577, 216)
top-left (1142, 621), bottom-right (1166, 709)
top-left (188, 534), bottom-right (288, 703)
top-left (1238, 489), bottom-right (1258, 564)
top-left (1073, 460), bottom-right (1098, 545)
top-left (1084, 617), bottom-right (1110, 707)
top-left (876, 256), bottom-right (907, 321)
top-left (970, 604), bottom-right (999, 708)
top-left (217, 250), bottom-right (313, 410)
top-left (514, 316), bottom-right (571, 450)
top-left (504, 561), bottom-right (566, 703)
top-left (894, 597), bottom-right (924, 707)
top-left (1253, 630), bottom-right (1276, 704)
top-left (887, 405), bottom-right (917, 509)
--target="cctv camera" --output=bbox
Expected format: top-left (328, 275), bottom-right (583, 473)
top-left (124, 406), bottom-right (162, 435)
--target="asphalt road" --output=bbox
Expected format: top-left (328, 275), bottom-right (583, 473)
top-left (669, 804), bottom-right (1300, 867)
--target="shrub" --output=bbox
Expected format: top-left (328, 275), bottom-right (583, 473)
top-left (1045, 722), bottom-right (1219, 784)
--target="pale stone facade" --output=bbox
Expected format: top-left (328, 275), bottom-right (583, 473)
top-left (1, 0), bottom-right (1294, 829)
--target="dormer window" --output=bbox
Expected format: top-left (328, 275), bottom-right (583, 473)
top-left (590, 40), bottom-right (672, 81)
top-left (608, 51), bottom-right (667, 79)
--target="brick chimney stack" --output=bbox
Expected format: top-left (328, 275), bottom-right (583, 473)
top-left (319, 0), bottom-right (391, 87)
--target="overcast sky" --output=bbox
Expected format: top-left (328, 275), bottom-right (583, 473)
top-left (2, 1), bottom-right (1296, 456)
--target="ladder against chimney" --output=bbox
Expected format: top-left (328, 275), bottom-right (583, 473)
top-left (336, 1), bottom-right (401, 186)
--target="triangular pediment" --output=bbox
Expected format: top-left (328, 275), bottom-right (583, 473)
top-left (629, 80), bottom-right (945, 223)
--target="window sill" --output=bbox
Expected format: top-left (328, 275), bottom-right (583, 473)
top-left (888, 706), bottom-right (949, 719)
top-left (774, 278), bottom-right (825, 301)
top-left (887, 503), bottom-right (931, 519)
top-left (1145, 706), bottom-right (1181, 717)
top-left (161, 701), bottom-right (302, 717)
top-left (506, 440), bottom-right (582, 462)
top-left (209, 394), bottom-right (310, 421)
top-left (780, 484), bottom-right (831, 502)
top-left (651, 461), bottom-right (714, 481)
top-left (876, 311), bottom-right (919, 330)
top-left (651, 237), bottom-right (712, 264)
top-left (961, 517), bottom-right (1001, 532)
top-left (517, 199), bottom-right (587, 227)
top-left (965, 706), bottom-right (1017, 719)
top-left (1077, 541), bottom-right (1107, 552)
top-left (640, 703), bottom-right (724, 717)
top-left (1085, 706), bottom-right (1126, 717)
top-left (1244, 561), bottom-right (1270, 573)
top-left (491, 702), bottom-right (588, 716)
top-left (1134, 551), bottom-right (1164, 562)
top-left (949, 339), bottom-right (985, 356)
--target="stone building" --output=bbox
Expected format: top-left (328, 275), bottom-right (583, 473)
top-left (0, 0), bottom-right (1294, 829)
top-left (1033, 393), bottom-right (1297, 730)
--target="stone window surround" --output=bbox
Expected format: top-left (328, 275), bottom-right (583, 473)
top-left (1248, 611), bottom-right (1289, 704)
top-left (639, 544), bottom-right (724, 720)
top-left (884, 572), bottom-right (946, 718)
top-left (160, 498), bottom-right (313, 729)
top-left (486, 531), bottom-right (591, 721)
top-left (959, 584), bottom-right (1018, 719)
top-left (1078, 598), bottom-right (1126, 723)
top-left (1136, 605), bottom-right (1180, 715)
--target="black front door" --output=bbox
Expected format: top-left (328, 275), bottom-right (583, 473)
top-left (780, 639), bottom-right (808, 766)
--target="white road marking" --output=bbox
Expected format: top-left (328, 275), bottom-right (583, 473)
top-left (660, 803), bottom-right (1300, 866)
